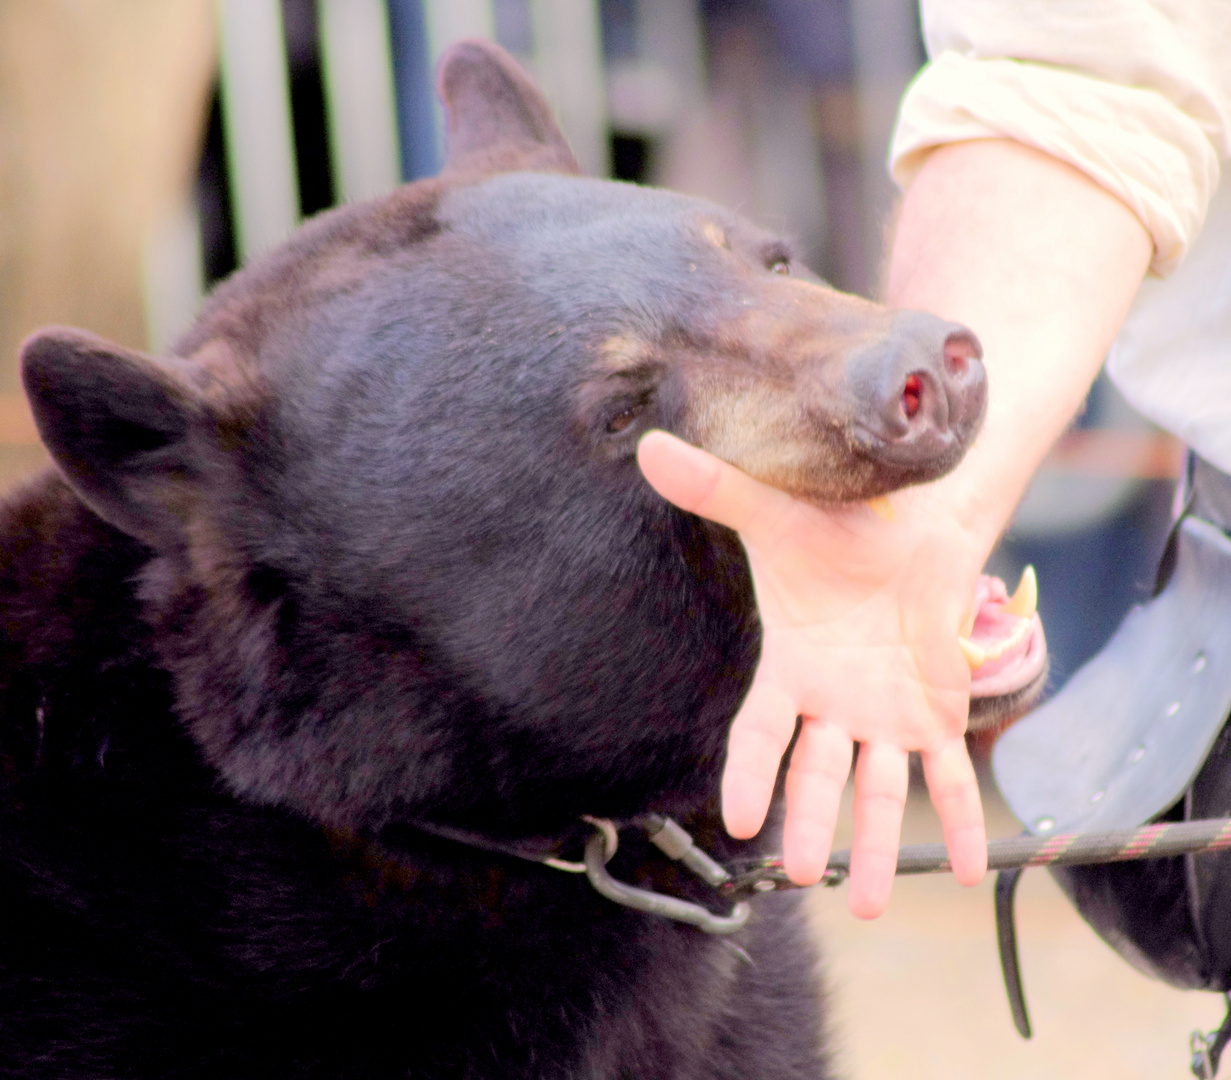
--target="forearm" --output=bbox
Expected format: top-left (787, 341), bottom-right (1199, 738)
top-left (885, 139), bottom-right (1153, 559)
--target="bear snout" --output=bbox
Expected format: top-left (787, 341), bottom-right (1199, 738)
top-left (846, 312), bottom-right (987, 471)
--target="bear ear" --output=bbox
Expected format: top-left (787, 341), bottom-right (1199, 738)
top-left (437, 39), bottom-right (581, 178)
top-left (21, 328), bottom-right (205, 550)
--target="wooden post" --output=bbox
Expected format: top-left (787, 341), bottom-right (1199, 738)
top-left (0, 0), bottom-right (216, 490)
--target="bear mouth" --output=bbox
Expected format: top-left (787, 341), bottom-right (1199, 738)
top-left (962, 567), bottom-right (1047, 701)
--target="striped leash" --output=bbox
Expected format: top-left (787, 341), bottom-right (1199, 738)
top-left (717, 815), bottom-right (1231, 898)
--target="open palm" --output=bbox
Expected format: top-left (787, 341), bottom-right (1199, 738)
top-left (638, 430), bottom-right (988, 918)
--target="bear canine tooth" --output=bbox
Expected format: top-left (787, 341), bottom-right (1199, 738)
top-left (959, 636), bottom-right (988, 669)
top-left (1002, 565), bottom-right (1038, 620)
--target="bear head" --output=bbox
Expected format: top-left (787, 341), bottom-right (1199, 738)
top-left (19, 41), bottom-right (996, 845)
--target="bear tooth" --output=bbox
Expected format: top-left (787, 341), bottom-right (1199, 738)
top-left (978, 619), bottom-right (1032, 665)
top-left (959, 636), bottom-right (987, 669)
top-left (1002, 565), bottom-right (1038, 620)
top-left (866, 495), bottom-right (895, 522)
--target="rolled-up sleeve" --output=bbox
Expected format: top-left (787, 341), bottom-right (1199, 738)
top-left (890, 1), bottom-right (1231, 275)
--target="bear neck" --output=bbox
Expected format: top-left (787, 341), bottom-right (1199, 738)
top-left (0, 471), bottom-right (192, 798)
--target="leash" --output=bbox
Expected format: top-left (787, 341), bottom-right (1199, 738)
top-left (573, 814), bottom-right (1231, 930)
top-left (722, 815), bottom-right (1231, 897)
top-left (410, 813), bottom-right (1231, 927)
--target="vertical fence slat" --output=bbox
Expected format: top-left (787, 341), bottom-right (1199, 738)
top-left (318, 0), bottom-right (402, 203)
top-left (528, 0), bottom-right (608, 177)
top-left (216, 0), bottom-right (300, 263)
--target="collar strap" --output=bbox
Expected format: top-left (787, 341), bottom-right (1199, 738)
top-left (407, 814), bottom-right (754, 934)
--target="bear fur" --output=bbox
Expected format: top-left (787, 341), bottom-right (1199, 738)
top-left (0, 42), bottom-right (987, 1079)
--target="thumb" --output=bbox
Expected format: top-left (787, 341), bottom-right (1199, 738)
top-left (636, 430), bottom-right (793, 538)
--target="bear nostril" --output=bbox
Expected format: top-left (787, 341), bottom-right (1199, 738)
top-left (942, 330), bottom-right (982, 377)
top-left (903, 373), bottom-right (923, 419)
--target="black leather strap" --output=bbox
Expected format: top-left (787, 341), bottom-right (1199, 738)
top-left (994, 513), bottom-right (1231, 837)
top-left (995, 867), bottom-right (1032, 1039)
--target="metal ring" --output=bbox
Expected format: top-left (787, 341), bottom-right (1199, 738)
top-left (582, 829), bottom-right (751, 935)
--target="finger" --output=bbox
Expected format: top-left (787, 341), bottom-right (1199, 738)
top-left (782, 721), bottom-right (853, 885)
top-left (721, 675), bottom-right (799, 839)
top-left (636, 430), bottom-right (792, 538)
top-left (847, 742), bottom-right (908, 919)
top-left (922, 736), bottom-right (987, 886)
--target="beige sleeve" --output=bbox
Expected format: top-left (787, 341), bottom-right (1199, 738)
top-left (890, 1), bottom-right (1231, 275)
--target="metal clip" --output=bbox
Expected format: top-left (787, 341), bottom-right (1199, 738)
top-left (639, 813), bottom-right (732, 887)
top-left (582, 818), bottom-right (751, 935)
top-left (1192, 1029), bottom-right (1215, 1080)
top-left (1191, 993), bottom-right (1231, 1079)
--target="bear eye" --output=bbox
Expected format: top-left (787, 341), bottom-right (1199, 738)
top-left (604, 389), bottom-right (653, 435)
top-left (763, 242), bottom-right (793, 276)
top-left (606, 407), bottom-right (639, 434)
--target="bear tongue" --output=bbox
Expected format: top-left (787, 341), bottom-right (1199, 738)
top-left (963, 568), bottom-right (1047, 699)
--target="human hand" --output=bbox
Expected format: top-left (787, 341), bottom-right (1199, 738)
top-left (637, 429), bottom-right (988, 918)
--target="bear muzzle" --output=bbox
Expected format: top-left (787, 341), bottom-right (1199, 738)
top-left (844, 310), bottom-right (987, 471)
top-left (679, 304), bottom-right (988, 502)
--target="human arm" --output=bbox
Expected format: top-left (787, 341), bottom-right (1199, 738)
top-left (886, 138), bottom-right (1153, 566)
top-left (638, 138), bottom-right (1152, 918)
top-left (642, 0), bottom-right (1231, 916)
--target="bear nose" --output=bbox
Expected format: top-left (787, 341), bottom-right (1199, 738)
top-left (847, 311), bottom-right (986, 465)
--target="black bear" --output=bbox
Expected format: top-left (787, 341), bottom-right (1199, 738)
top-left (0, 41), bottom-right (994, 1078)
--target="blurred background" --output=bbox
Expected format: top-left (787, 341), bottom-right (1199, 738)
top-left (0, 1), bottom-right (1209, 1074)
